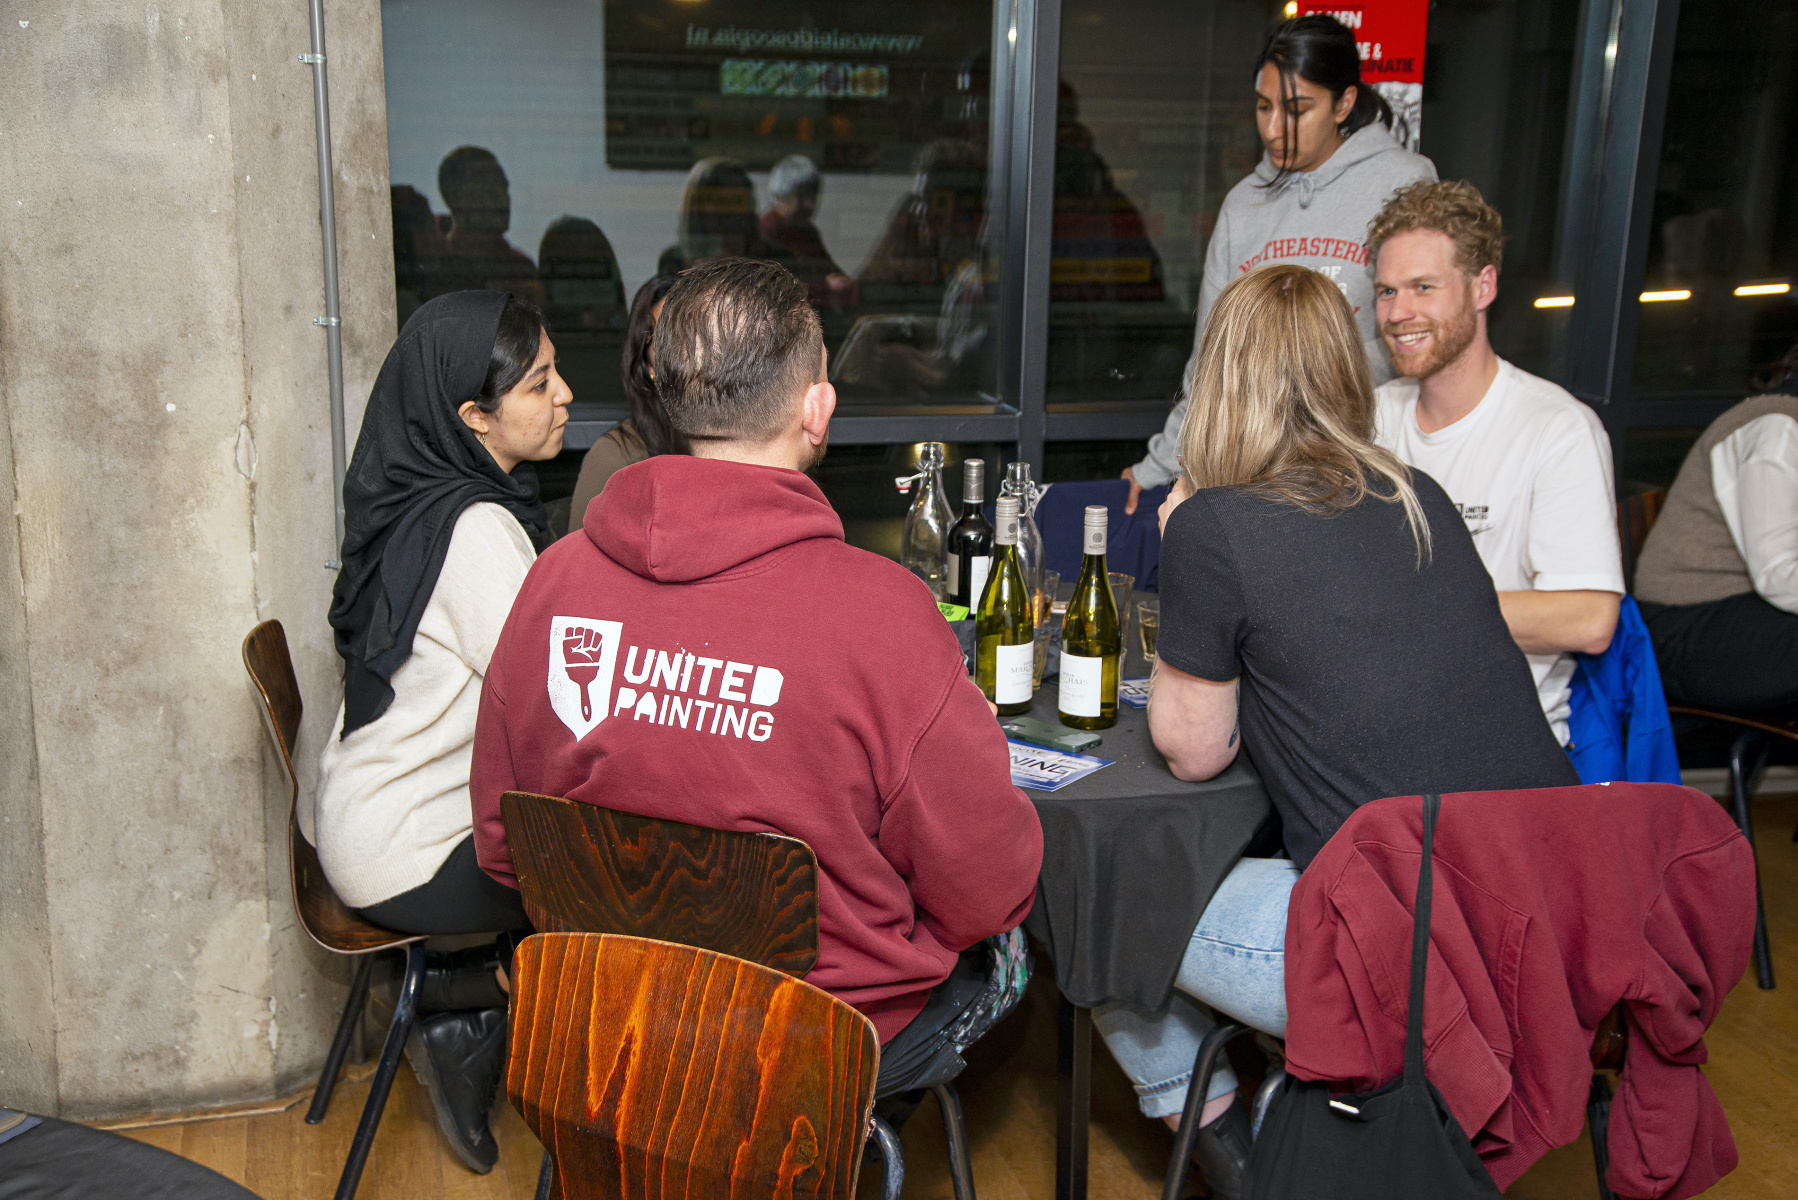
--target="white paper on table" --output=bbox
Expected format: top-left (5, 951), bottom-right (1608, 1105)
top-left (1007, 739), bottom-right (1115, 792)
top-left (1119, 677), bottom-right (1150, 709)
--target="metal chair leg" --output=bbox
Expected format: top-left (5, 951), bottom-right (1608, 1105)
top-left (871, 1115), bottom-right (905, 1200)
top-left (1729, 731), bottom-right (1776, 989)
top-left (308, 953), bottom-right (375, 1124)
top-left (929, 1082), bottom-right (977, 1200)
top-left (332, 943), bottom-right (427, 1200)
top-left (534, 1150), bottom-right (553, 1200)
top-left (1250, 1067), bottom-right (1287, 1141)
top-left (1160, 1021), bottom-right (1249, 1200)
top-left (1588, 1073), bottom-right (1617, 1200)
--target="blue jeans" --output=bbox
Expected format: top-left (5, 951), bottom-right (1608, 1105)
top-left (1093, 857), bottom-right (1299, 1119)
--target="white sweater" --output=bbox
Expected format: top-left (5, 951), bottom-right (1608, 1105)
top-left (315, 503), bottom-right (537, 908)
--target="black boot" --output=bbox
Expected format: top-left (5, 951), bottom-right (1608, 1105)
top-left (1190, 1097), bottom-right (1252, 1200)
top-left (419, 945), bottom-right (510, 1013)
top-left (406, 1008), bottom-right (506, 1173)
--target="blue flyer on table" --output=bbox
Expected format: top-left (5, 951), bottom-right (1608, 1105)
top-left (1007, 739), bottom-right (1114, 792)
top-left (1119, 677), bottom-right (1150, 709)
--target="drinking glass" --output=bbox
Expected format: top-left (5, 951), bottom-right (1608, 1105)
top-left (1033, 622), bottom-right (1054, 691)
top-left (1137, 596), bottom-right (1160, 662)
top-left (1108, 572), bottom-right (1135, 645)
top-left (1034, 569), bottom-right (1061, 628)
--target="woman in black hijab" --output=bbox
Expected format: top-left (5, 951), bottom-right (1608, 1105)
top-left (317, 290), bottom-right (568, 1173)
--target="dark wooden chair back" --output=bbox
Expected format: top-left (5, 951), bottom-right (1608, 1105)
top-left (500, 792), bottom-right (820, 977)
top-left (242, 621), bottom-right (422, 956)
top-left (507, 933), bottom-right (877, 1200)
top-left (1617, 487), bottom-right (1668, 593)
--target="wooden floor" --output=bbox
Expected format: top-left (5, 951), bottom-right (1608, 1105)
top-left (116, 793), bottom-right (1798, 1199)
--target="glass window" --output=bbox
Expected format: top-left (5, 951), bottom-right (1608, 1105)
top-left (1044, 0), bottom-right (1587, 415)
top-left (1633, 0), bottom-right (1798, 394)
top-left (381, 0), bottom-right (1004, 427)
top-left (1046, 0), bottom-right (1269, 408)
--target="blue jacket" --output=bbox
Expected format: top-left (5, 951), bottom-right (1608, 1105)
top-left (1566, 595), bottom-right (1682, 785)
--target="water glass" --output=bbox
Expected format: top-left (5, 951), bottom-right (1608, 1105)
top-left (1137, 596), bottom-right (1160, 662)
top-left (1108, 572), bottom-right (1135, 640)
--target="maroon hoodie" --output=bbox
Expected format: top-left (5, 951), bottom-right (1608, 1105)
top-left (1284, 784), bottom-right (1752, 1197)
top-left (472, 455), bottom-right (1043, 1041)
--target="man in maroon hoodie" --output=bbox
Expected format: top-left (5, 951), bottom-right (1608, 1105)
top-left (471, 257), bottom-right (1043, 1087)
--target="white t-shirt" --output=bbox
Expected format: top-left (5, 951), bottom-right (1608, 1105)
top-left (1374, 360), bottom-right (1624, 745)
top-left (315, 503), bottom-right (537, 908)
top-left (1711, 412), bottom-right (1798, 614)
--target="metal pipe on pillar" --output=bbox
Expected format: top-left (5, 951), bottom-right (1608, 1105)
top-left (301, 0), bottom-right (348, 569)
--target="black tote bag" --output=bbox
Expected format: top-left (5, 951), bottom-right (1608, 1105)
top-left (1243, 794), bottom-right (1501, 1200)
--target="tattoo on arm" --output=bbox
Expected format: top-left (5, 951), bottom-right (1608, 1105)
top-left (1228, 721), bottom-right (1238, 748)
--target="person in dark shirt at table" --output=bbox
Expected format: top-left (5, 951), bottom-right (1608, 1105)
top-left (1093, 264), bottom-right (1576, 1199)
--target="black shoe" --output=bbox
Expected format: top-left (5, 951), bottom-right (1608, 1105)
top-left (1189, 1098), bottom-right (1252, 1200)
top-left (419, 945), bottom-right (510, 1013)
top-left (406, 1009), bottom-right (506, 1173)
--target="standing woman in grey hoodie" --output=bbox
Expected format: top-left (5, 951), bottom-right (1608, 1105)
top-left (1123, 15), bottom-right (1436, 511)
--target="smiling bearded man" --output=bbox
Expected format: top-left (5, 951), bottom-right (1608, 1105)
top-left (1367, 180), bottom-right (1624, 748)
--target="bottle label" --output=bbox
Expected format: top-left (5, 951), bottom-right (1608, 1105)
top-left (1060, 652), bottom-right (1106, 717)
top-left (995, 642), bottom-right (1032, 704)
top-left (946, 551), bottom-right (959, 593)
top-left (970, 556), bottom-right (992, 607)
top-left (1085, 524), bottom-right (1106, 556)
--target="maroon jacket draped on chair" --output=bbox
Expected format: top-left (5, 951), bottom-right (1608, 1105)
top-left (1283, 784), bottom-right (1753, 1198)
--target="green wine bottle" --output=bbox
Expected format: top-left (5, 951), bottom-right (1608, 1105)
top-left (1058, 504), bottom-right (1120, 729)
top-left (976, 496), bottom-right (1035, 716)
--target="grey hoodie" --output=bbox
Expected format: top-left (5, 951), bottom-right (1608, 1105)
top-left (1132, 124), bottom-right (1436, 488)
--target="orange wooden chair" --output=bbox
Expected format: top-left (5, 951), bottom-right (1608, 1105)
top-left (506, 932), bottom-right (883, 1199)
top-left (241, 620), bottom-right (429, 1200)
top-left (500, 792), bottom-right (980, 1200)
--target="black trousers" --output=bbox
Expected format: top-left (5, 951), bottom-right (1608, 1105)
top-left (1640, 592), bottom-right (1798, 711)
top-left (355, 835), bottom-right (531, 935)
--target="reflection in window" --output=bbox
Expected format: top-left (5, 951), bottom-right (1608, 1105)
top-left (1634, 0), bottom-right (1798, 394)
top-left (380, 0), bottom-right (1002, 415)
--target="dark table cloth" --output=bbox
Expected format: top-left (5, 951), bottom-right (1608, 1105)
top-left (1019, 631), bottom-right (1273, 1012)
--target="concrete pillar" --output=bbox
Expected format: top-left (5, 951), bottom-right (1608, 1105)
top-left (0, 0), bottom-right (396, 1118)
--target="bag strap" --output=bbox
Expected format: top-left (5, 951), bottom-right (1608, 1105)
top-left (1403, 793), bottom-right (1440, 1088)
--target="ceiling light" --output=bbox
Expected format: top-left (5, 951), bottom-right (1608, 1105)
top-left (1640, 290), bottom-right (1691, 303)
top-left (1533, 296), bottom-right (1575, 309)
top-left (1735, 283), bottom-right (1791, 297)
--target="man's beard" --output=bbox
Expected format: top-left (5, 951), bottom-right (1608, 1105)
top-left (802, 432), bottom-right (831, 474)
top-left (1383, 294), bottom-right (1478, 379)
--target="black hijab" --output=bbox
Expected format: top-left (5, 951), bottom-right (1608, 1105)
top-left (329, 291), bottom-right (551, 737)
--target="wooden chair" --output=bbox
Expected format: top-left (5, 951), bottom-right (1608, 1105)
top-left (1618, 486), bottom-right (1779, 989)
top-left (506, 932), bottom-right (882, 1200)
top-left (500, 792), bottom-right (978, 1200)
top-left (241, 621), bottom-right (429, 1200)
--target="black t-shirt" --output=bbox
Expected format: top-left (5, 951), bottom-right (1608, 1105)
top-left (1158, 472), bottom-right (1578, 869)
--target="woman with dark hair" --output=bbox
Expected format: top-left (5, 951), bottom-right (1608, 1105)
top-left (566, 273), bottom-right (688, 523)
top-left (1123, 13), bottom-right (1437, 512)
top-left (318, 290), bottom-right (569, 1173)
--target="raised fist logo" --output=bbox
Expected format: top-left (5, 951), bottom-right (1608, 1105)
top-left (563, 626), bottom-right (607, 721)
top-left (547, 617), bottom-right (622, 739)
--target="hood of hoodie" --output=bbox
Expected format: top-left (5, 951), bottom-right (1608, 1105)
top-left (586, 454), bottom-right (845, 583)
top-left (1252, 123), bottom-right (1421, 210)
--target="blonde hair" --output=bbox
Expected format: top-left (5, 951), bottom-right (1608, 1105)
top-left (1179, 264), bottom-right (1431, 559)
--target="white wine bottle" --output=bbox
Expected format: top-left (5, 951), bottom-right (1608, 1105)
top-left (976, 496), bottom-right (1035, 716)
top-left (1058, 504), bottom-right (1120, 729)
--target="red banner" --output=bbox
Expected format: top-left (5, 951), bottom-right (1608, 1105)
top-left (1296, 3), bottom-right (1429, 148)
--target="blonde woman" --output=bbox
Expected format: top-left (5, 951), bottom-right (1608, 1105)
top-left (1095, 265), bottom-right (1574, 1198)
